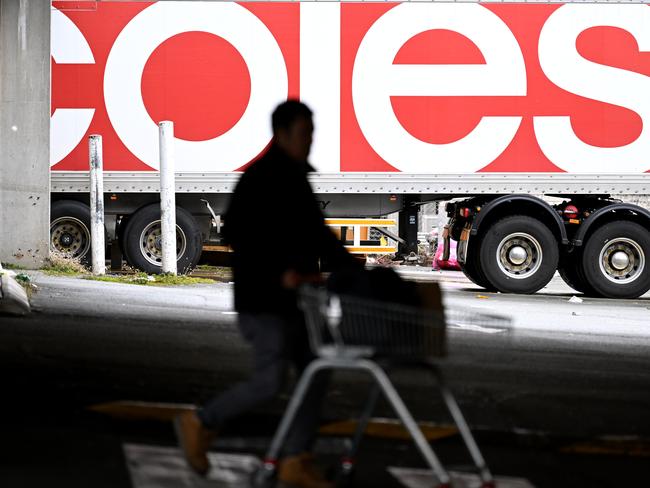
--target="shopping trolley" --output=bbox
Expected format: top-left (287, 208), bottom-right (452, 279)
top-left (256, 286), bottom-right (511, 488)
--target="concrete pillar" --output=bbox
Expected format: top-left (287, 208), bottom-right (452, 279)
top-left (0, 0), bottom-right (51, 268)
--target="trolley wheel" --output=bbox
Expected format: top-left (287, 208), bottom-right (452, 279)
top-left (479, 215), bottom-right (558, 294)
top-left (335, 457), bottom-right (356, 487)
top-left (580, 221), bottom-right (650, 299)
top-left (252, 463), bottom-right (276, 488)
top-left (122, 204), bottom-right (202, 274)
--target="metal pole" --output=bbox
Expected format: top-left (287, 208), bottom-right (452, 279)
top-left (89, 135), bottom-right (106, 275)
top-left (159, 121), bottom-right (177, 275)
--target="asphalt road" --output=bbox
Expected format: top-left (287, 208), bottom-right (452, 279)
top-left (5, 270), bottom-right (649, 435)
top-left (1, 269), bottom-right (649, 487)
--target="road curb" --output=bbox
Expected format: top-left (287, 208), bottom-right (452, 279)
top-left (0, 272), bottom-right (31, 316)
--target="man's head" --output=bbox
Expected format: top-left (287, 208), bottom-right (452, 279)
top-left (272, 101), bottom-right (313, 162)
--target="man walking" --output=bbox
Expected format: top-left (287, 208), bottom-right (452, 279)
top-left (175, 101), bottom-right (357, 488)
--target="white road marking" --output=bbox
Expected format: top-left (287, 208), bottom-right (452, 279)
top-left (448, 323), bottom-right (509, 334)
top-left (124, 444), bottom-right (260, 487)
top-left (389, 466), bottom-right (535, 488)
top-left (124, 443), bottom-right (535, 488)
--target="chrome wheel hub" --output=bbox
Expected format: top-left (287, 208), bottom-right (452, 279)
top-left (508, 246), bottom-right (528, 266)
top-left (599, 238), bottom-right (644, 284)
top-left (497, 233), bottom-right (543, 279)
top-left (139, 220), bottom-right (187, 267)
top-left (610, 251), bottom-right (630, 271)
top-left (50, 217), bottom-right (91, 259)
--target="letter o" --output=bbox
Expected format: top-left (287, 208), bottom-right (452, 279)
top-left (104, 2), bottom-right (288, 171)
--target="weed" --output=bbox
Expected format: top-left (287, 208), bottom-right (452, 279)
top-left (42, 252), bottom-right (88, 276)
top-left (192, 265), bottom-right (233, 282)
top-left (85, 272), bottom-right (214, 286)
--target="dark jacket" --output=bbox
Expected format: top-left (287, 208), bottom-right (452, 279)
top-left (224, 145), bottom-right (356, 315)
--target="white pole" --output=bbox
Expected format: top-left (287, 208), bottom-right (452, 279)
top-left (89, 135), bottom-right (106, 275)
top-left (159, 121), bottom-right (177, 275)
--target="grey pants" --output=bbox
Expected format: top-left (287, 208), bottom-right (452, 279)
top-left (198, 312), bottom-right (328, 456)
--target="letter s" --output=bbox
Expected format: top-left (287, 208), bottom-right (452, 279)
top-left (535, 4), bottom-right (650, 173)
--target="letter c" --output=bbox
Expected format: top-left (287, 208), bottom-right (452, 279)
top-left (50, 8), bottom-right (95, 167)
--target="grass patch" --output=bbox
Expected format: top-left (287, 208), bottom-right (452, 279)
top-left (42, 252), bottom-right (89, 276)
top-left (85, 272), bottom-right (214, 286)
top-left (192, 265), bottom-right (233, 282)
top-left (0, 262), bottom-right (22, 270)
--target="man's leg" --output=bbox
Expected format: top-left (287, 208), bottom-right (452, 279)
top-left (199, 313), bottom-right (288, 427)
top-left (177, 313), bottom-right (287, 475)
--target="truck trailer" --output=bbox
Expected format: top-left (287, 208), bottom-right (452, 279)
top-left (50, 0), bottom-right (650, 298)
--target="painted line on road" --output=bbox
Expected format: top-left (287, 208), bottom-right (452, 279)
top-left (320, 418), bottom-right (457, 442)
top-left (94, 406), bottom-right (650, 460)
top-left (90, 401), bottom-right (457, 442)
top-left (389, 467), bottom-right (535, 488)
top-left (560, 438), bottom-right (650, 457)
top-left (89, 401), bottom-right (196, 422)
top-left (124, 443), bottom-right (261, 487)
top-left (125, 444), bottom-right (535, 488)
top-left (448, 323), bottom-right (509, 334)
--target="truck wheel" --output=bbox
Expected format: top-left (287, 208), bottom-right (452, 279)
top-left (558, 250), bottom-right (593, 295)
top-left (580, 221), bottom-right (650, 299)
top-left (50, 200), bottom-right (92, 264)
top-left (479, 215), bottom-right (558, 294)
top-left (122, 204), bottom-right (202, 274)
top-left (460, 238), bottom-right (494, 290)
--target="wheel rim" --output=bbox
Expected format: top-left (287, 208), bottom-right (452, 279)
top-left (50, 217), bottom-right (91, 259)
top-left (496, 232), bottom-right (543, 279)
top-left (139, 220), bottom-right (187, 267)
top-left (598, 237), bottom-right (645, 284)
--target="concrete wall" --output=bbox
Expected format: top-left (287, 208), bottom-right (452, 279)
top-left (0, 0), bottom-right (50, 267)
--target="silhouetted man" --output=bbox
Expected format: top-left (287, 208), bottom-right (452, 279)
top-left (175, 101), bottom-right (357, 488)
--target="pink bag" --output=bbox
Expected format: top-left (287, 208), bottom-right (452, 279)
top-left (432, 235), bottom-right (461, 271)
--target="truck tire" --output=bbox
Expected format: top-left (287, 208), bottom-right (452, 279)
top-left (460, 237), bottom-right (495, 290)
top-left (580, 221), bottom-right (650, 299)
top-left (122, 204), bottom-right (202, 274)
top-left (479, 215), bottom-right (558, 294)
top-left (558, 250), bottom-right (594, 295)
top-left (50, 200), bottom-right (93, 264)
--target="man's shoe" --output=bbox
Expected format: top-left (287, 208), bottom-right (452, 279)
top-left (278, 453), bottom-right (334, 488)
top-left (173, 410), bottom-right (216, 476)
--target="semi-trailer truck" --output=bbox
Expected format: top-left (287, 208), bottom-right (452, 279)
top-left (50, 0), bottom-right (650, 298)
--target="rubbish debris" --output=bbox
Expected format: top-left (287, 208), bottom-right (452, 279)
top-left (476, 295), bottom-right (489, 299)
top-left (568, 296), bottom-right (583, 304)
top-left (14, 273), bottom-right (31, 285)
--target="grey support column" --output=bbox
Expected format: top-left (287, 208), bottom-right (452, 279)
top-left (0, 0), bottom-right (51, 267)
